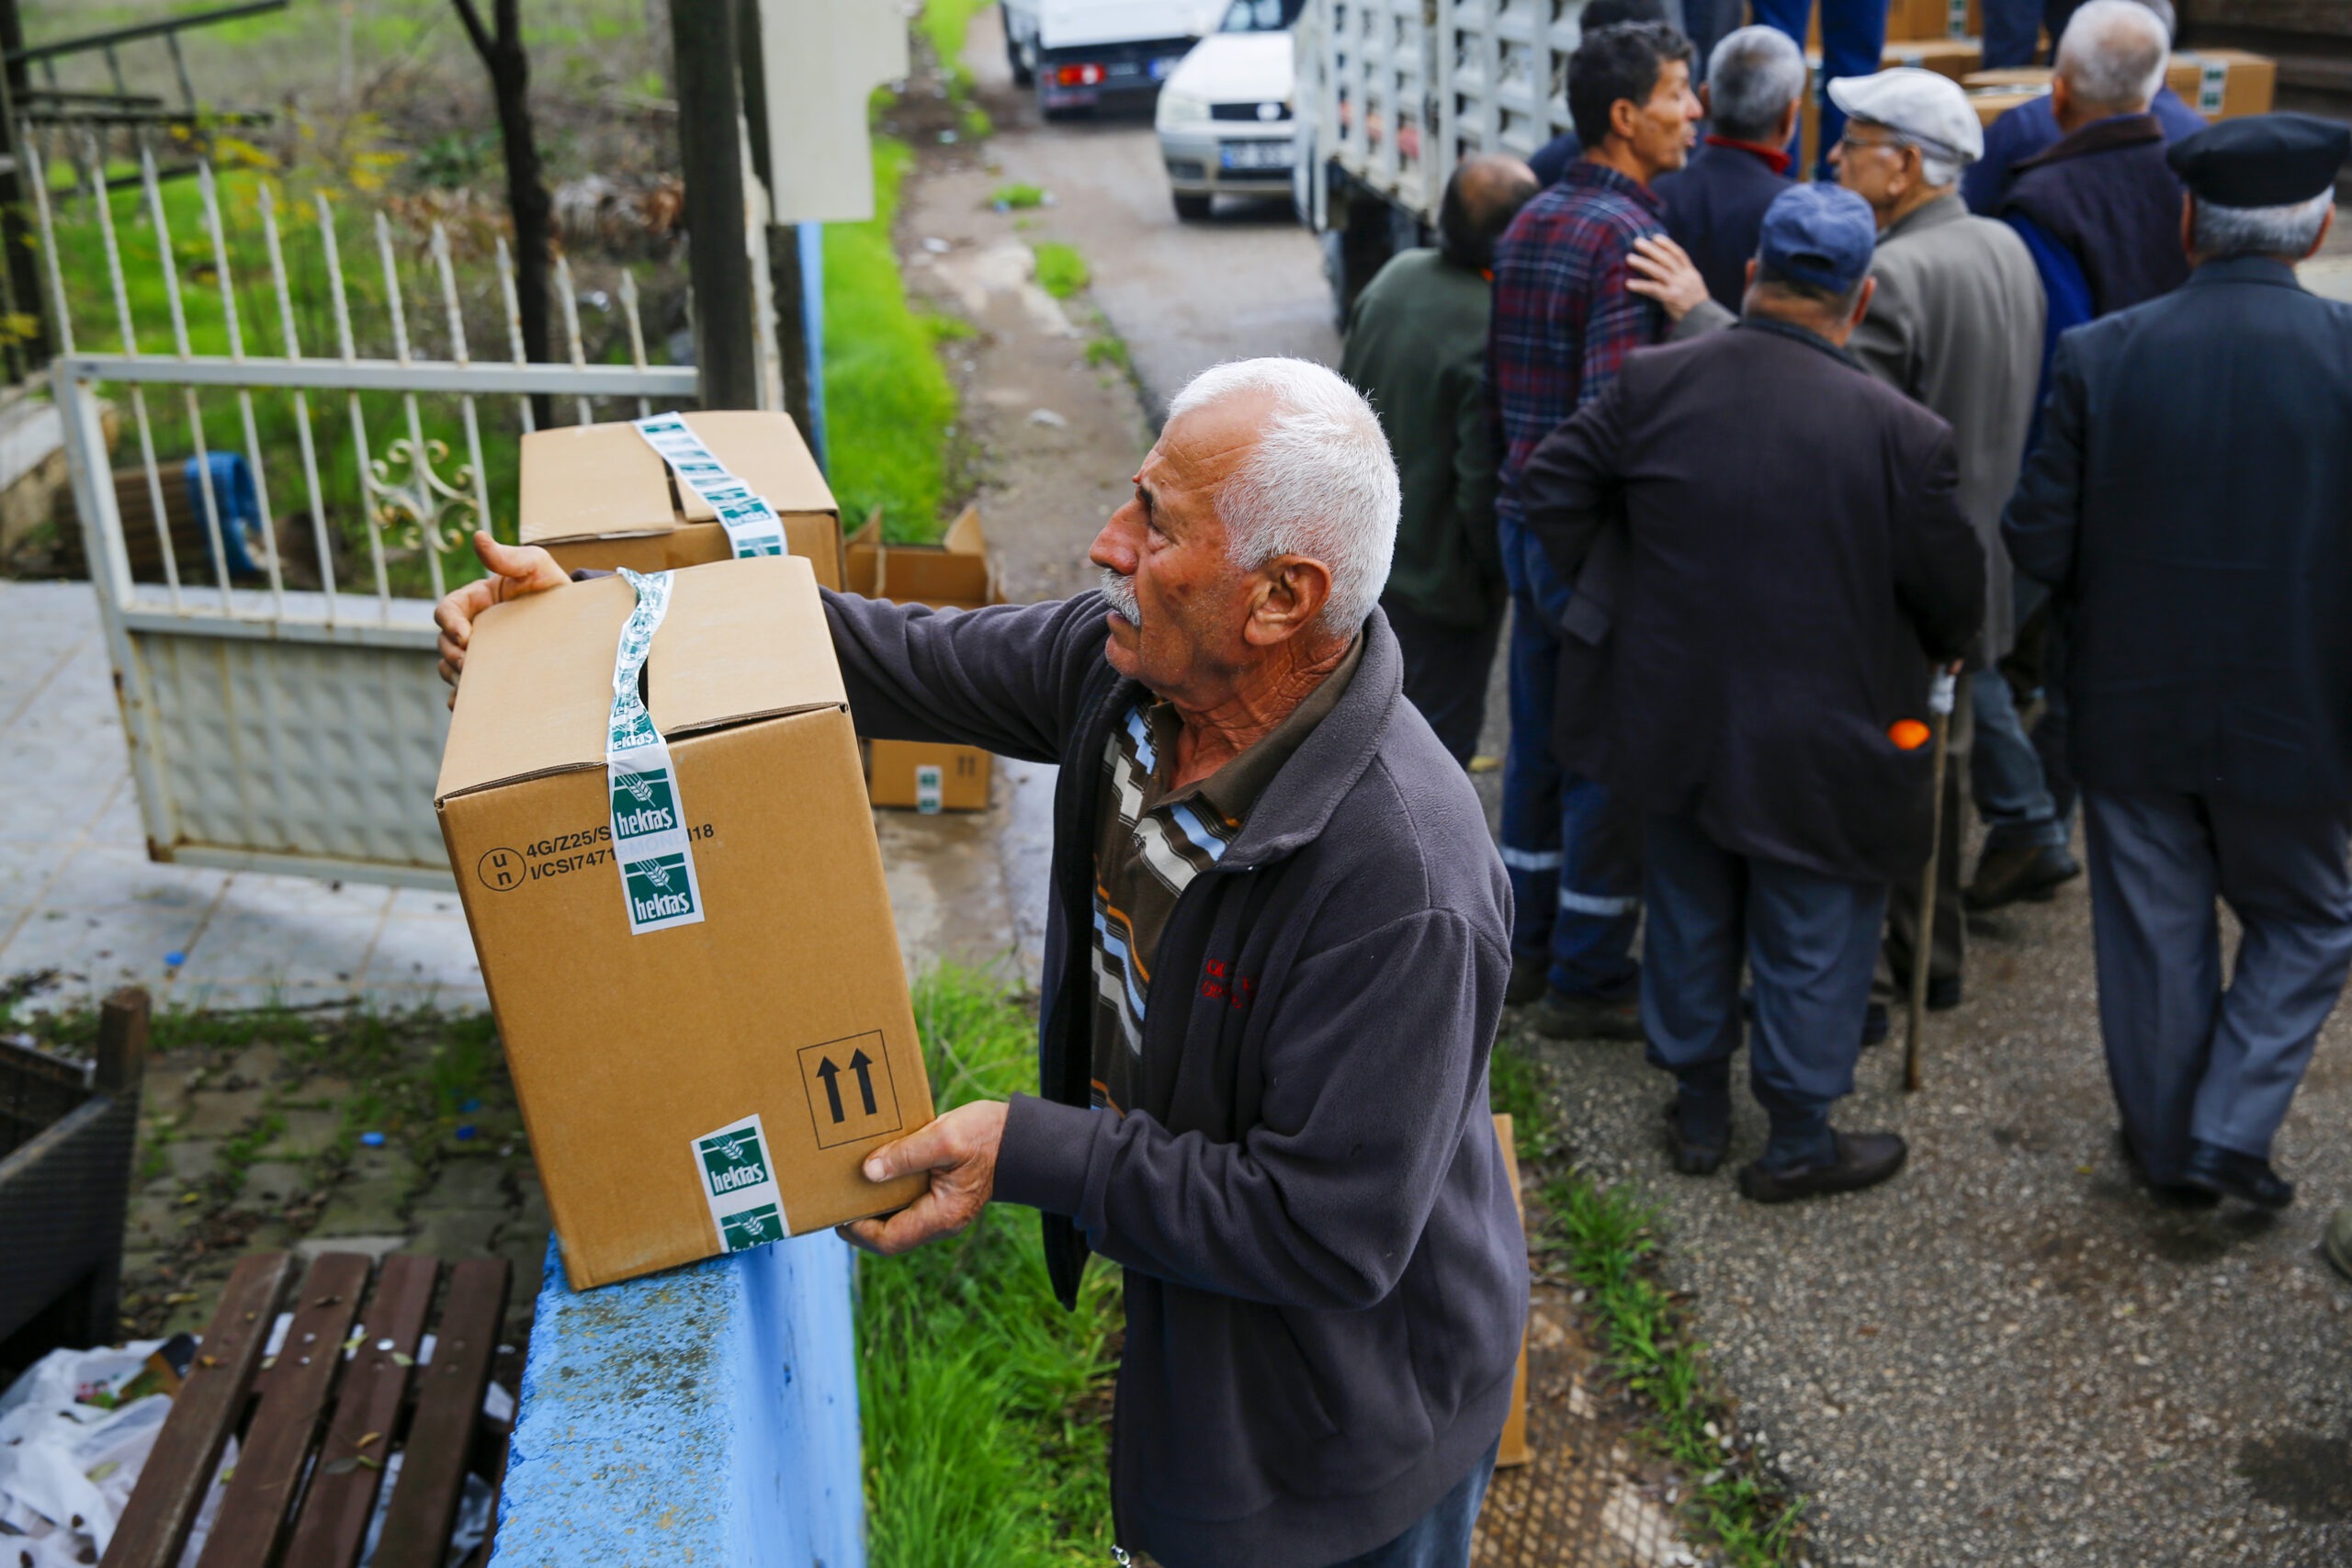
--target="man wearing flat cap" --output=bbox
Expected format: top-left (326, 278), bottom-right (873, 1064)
top-left (1521, 185), bottom-right (1984, 1201)
top-left (2005, 113), bottom-right (2352, 1213)
top-left (1829, 68), bottom-right (2063, 1037)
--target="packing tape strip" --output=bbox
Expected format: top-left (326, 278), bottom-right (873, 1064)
top-left (691, 1112), bottom-right (790, 1253)
top-left (633, 413), bottom-right (790, 558)
top-left (609, 567), bottom-right (705, 935)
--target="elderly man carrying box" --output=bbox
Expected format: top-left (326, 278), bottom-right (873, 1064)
top-left (434, 358), bottom-right (1527, 1568)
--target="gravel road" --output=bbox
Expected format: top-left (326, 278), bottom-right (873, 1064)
top-left (930, 18), bottom-right (2352, 1563)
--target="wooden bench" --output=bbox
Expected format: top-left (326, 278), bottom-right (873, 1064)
top-left (102, 1250), bottom-right (514, 1568)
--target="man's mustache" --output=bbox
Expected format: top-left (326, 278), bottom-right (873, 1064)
top-left (1099, 567), bottom-right (1142, 626)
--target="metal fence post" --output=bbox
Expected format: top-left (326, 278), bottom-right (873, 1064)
top-left (673, 0), bottom-right (764, 412)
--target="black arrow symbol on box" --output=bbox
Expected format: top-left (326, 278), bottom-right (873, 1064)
top-left (849, 1048), bottom-right (878, 1115)
top-left (815, 1056), bottom-right (845, 1123)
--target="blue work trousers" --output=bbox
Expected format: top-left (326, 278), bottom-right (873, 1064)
top-left (1500, 570), bottom-right (1641, 1000)
top-left (2083, 790), bottom-right (2352, 1185)
top-left (1321, 1440), bottom-right (1499, 1568)
top-left (1749, 0), bottom-right (1890, 182)
top-left (1971, 669), bottom-right (2068, 853)
top-left (1980, 0), bottom-right (2045, 68)
top-left (1641, 812), bottom-right (1889, 1168)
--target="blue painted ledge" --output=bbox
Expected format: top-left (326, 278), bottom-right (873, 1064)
top-left (489, 1231), bottom-right (865, 1568)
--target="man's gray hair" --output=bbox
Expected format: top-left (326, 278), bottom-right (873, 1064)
top-left (1707, 26), bottom-right (1807, 143)
top-left (1166, 357), bottom-right (1400, 634)
top-left (2193, 188), bottom-right (2333, 260)
top-left (2057, 0), bottom-right (2170, 112)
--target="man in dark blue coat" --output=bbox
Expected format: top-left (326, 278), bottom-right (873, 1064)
top-left (1964, 0), bottom-right (2201, 212)
top-left (2004, 114), bottom-right (2352, 1212)
top-left (1521, 186), bottom-right (1984, 1201)
top-left (1654, 25), bottom-right (1804, 314)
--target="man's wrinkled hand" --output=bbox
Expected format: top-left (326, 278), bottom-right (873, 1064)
top-left (1626, 233), bottom-right (1709, 322)
top-left (435, 531), bottom-right (571, 706)
top-left (837, 1100), bottom-right (1010, 1258)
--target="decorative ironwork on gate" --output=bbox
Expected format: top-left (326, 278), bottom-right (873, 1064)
top-left (27, 133), bottom-right (701, 887)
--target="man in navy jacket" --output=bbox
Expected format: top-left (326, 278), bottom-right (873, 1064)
top-left (1654, 25), bottom-right (1806, 313)
top-left (2004, 115), bottom-right (2352, 1212)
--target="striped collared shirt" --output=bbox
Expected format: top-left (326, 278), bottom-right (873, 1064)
top-left (1089, 641), bottom-right (1361, 1115)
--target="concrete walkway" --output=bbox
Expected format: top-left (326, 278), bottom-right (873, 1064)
top-left (0, 580), bottom-right (483, 1013)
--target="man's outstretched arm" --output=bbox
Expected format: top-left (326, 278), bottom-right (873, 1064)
top-left (433, 532), bottom-right (1108, 763)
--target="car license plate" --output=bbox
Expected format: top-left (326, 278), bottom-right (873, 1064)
top-left (1221, 141), bottom-right (1295, 170)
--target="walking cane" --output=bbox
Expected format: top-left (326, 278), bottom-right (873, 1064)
top-left (1905, 667), bottom-right (1959, 1094)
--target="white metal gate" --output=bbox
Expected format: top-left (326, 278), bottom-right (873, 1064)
top-left (27, 140), bottom-right (698, 889)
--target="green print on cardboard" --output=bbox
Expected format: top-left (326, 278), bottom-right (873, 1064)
top-left (625, 852), bottom-right (697, 926)
top-left (698, 1123), bottom-right (773, 1200)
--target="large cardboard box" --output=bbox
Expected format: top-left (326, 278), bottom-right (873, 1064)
top-left (435, 556), bottom-right (933, 1288)
top-left (1885, 0), bottom-right (1980, 42)
top-left (1883, 36), bottom-right (1983, 82)
top-left (2168, 50), bottom-right (2275, 120)
top-left (1968, 84), bottom-right (2048, 128)
top-left (846, 506), bottom-right (1002, 813)
top-left (518, 410), bottom-right (844, 589)
top-left (1962, 51), bottom-right (2276, 122)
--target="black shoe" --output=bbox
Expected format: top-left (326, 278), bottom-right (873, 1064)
top-left (2115, 1128), bottom-right (2221, 1209)
top-left (1506, 955), bottom-right (1549, 1008)
top-left (1737, 1132), bottom-right (1908, 1203)
top-left (1965, 841), bottom-right (2082, 912)
top-left (1527, 989), bottom-right (1645, 1042)
top-left (1927, 975), bottom-right (1962, 1011)
top-left (1860, 1002), bottom-right (1889, 1047)
top-left (2182, 1140), bottom-right (2296, 1210)
top-left (1663, 1100), bottom-right (1726, 1177)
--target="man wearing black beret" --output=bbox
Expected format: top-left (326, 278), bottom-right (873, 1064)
top-left (2004, 112), bottom-right (2352, 1213)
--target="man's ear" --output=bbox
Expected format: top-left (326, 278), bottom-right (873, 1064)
top-left (1850, 275), bottom-right (1878, 327)
top-left (1698, 82), bottom-right (1713, 119)
top-left (2179, 190), bottom-right (2196, 261)
top-left (2308, 204), bottom-right (2336, 262)
top-left (1609, 95), bottom-right (1641, 146)
top-left (1245, 556), bottom-right (1336, 647)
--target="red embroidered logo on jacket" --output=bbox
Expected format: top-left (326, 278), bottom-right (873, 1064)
top-left (1200, 959), bottom-right (1256, 1010)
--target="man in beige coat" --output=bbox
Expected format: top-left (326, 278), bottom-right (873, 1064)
top-left (1830, 67), bottom-right (2060, 1035)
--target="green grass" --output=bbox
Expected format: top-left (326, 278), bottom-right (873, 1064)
top-left (1496, 1035), bottom-right (1807, 1566)
top-left (822, 137), bottom-right (960, 544)
top-left (35, 160), bottom-right (571, 596)
top-left (921, 0), bottom-right (996, 80)
top-left (992, 183), bottom-right (1046, 210)
top-left (1031, 242), bottom-right (1089, 300)
top-left (860, 966), bottom-right (1121, 1566)
top-left (1083, 334), bottom-right (1128, 371)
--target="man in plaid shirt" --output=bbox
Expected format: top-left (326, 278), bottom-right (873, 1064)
top-left (1490, 19), bottom-right (1711, 1040)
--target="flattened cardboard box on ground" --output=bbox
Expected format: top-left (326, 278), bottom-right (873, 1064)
top-left (847, 505), bottom-right (1002, 812)
top-left (435, 556), bottom-right (933, 1289)
top-left (518, 409), bottom-right (845, 588)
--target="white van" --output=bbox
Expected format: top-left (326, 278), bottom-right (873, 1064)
top-left (1000, 0), bottom-right (1227, 115)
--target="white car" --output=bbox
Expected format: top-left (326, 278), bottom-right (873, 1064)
top-left (1153, 0), bottom-right (1304, 220)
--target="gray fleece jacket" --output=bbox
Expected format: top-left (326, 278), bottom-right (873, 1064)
top-left (822, 588), bottom-right (1526, 1568)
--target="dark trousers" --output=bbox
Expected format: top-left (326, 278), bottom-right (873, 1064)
top-left (1749, 0), bottom-right (1890, 181)
top-left (1501, 581), bottom-right (1642, 999)
top-left (1383, 593), bottom-right (1503, 768)
top-left (1641, 812), bottom-right (1889, 1168)
top-left (2083, 789), bottom-right (2352, 1185)
top-left (1981, 0), bottom-right (2044, 68)
top-left (1322, 1440), bottom-right (1499, 1568)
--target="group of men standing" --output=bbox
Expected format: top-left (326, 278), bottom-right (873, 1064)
top-left (1343, 0), bottom-right (2352, 1219)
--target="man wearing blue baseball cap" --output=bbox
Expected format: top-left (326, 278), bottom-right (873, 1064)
top-left (1520, 184), bottom-right (1984, 1201)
